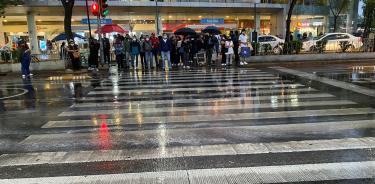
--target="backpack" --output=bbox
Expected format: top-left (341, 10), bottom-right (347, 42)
top-left (179, 46), bottom-right (185, 54)
top-left (114, 43), bottom-right (124, 55)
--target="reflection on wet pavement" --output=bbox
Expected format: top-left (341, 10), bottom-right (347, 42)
top-left (0, 67), bottom-right (375, 183)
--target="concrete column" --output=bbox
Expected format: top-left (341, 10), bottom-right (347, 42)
top-left (255, 14), bottom-right (261, 33)
top-left (270, 10), bottom-right (285, 38)
top-left (27, 12), bottom-right (39, 53)
top-left (155, 13), bottom-right (163, 35)
top-left (0, 20), bottom-right (5, 47)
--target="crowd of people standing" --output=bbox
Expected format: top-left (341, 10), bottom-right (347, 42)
top-left (87, 29), bottom-right (252, 71)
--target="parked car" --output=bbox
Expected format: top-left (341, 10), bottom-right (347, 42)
top-left (258, 35), bottom-right (284, 54)
top-left (302, 33), bottom-right (363, 52)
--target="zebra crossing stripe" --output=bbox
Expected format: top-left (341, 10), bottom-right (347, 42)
top-left (1, 137), bottom-right (374, 167)
top-left (1, 161), bottom-right (374, 184)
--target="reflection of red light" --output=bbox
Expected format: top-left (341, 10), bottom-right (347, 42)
top-left (99, 122), bottom-right (112, 150)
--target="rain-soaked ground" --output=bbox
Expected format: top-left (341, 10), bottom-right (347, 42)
top-left (0, 62), bottom-right (375, 183)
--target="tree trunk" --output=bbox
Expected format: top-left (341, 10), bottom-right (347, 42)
top-left (333, 15), bottom-right (338, 32)
top-left (284, 0), bottom-right (297, 54)
top-left (62, 0), bottom-right (75, 41)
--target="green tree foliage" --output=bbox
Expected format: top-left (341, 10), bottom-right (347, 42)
top-left (329, 0), bottom-right (351, 32)
top-left (0, 0), bottom-right (24, 15)
top-left (284, 0), bottom-right (297, 54)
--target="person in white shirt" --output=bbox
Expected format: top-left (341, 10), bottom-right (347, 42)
top-left (238, 30), bottom-right (249, 65)
top-left (225, 35), bottom-right (234, 66)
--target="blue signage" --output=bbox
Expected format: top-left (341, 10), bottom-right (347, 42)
top-left (200, 18), bottom-right (224, 24)
top-left (39, 40), bottom-right (47, 51)
top-left (81, 18), bottom-right (112, 25)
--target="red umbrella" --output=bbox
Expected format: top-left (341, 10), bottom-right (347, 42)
top-left (96, 24), bottom-right (128, 34)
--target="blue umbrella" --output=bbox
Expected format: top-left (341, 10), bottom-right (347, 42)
top-left (52, 33), bottom-right (86, 42)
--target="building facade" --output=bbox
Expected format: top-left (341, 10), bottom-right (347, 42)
top-left (0, 0), bottom-right (359, 53)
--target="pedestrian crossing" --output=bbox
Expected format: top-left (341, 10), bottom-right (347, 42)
top-left (1, 68), bottom-right (375, 183)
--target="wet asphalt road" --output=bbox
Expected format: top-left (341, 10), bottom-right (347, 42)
top-left (0, 63), bottom-right (375, 183)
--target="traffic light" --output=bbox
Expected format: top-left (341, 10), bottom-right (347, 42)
top-left (101, 0), bottom-right (109, 17)
top-left (91, 2), bottom-right (99, 16)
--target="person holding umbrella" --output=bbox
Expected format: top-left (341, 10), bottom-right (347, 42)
top-left (159, 33), bottom-right (172, 70)
top-left (67, 39), bottom-right (81, 71)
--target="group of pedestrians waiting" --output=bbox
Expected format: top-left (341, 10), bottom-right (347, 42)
top-left (87, 29), bottom-right (251, 71)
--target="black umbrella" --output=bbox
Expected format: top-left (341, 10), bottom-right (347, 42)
top-left (52, 33), bottom-right (86, 42)
top-left (202, 26), bottom-right (221, 35)
top-left (174, 27), bottom-right (196, 36)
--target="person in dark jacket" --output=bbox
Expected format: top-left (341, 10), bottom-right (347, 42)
top-left (60, 42), bottom-right (66, 60)
top-left (204, 33), bottom-right (215, 66)
top-left (232, 31), bottom-right (240, 66)
top-left (181, 37), bottom-right (190, 69)
top-left (123, 34), bottom-right (131, 69)
top-left (88, 38), bottom-right (100, 71)
top-left (159, 33), bottom-right (172, 70)
top-left (17, 40), bottom-right (32, 78)
top-left (150, 33), bottom-right (160, 68)
top-left (113, 36), bottom-right (125, 71)
top-left (189, 37), bottom-right (199, 66)
top-left (67, 39), bottom-right (81, 71)
top-left (130, 36), bottom-right (141, 69)
top-left (102, 36), bottom-right (111, 64)
top-left (221, 34), bottom-right (227, 66)
top-left (139, 37), bottom-right (146, 69)
top-left (171, 35), bottom-right (178, 67)
top-left (143, 35), bottom-right (153, 69)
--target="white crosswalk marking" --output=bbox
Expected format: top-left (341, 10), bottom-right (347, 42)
top-left (3, 68), bottom-right (375, 183)
top-left (1, 161), bottom-right (374, 184)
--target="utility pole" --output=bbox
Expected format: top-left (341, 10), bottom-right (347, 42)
top-left (85, 0), bottom-right (92, 38)
top-left (97, 0), bottom-right (104, 66)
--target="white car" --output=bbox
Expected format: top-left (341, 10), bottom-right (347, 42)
top-left (258, 35), bottom-right (284, 54)
top-left (303, 33), bottom-right (363, 52)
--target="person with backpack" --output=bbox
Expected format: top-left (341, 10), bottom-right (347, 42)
top-left (143, 35), bottom-right (153, 70)
top-left (113, 35), bottom-right (125, 71)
